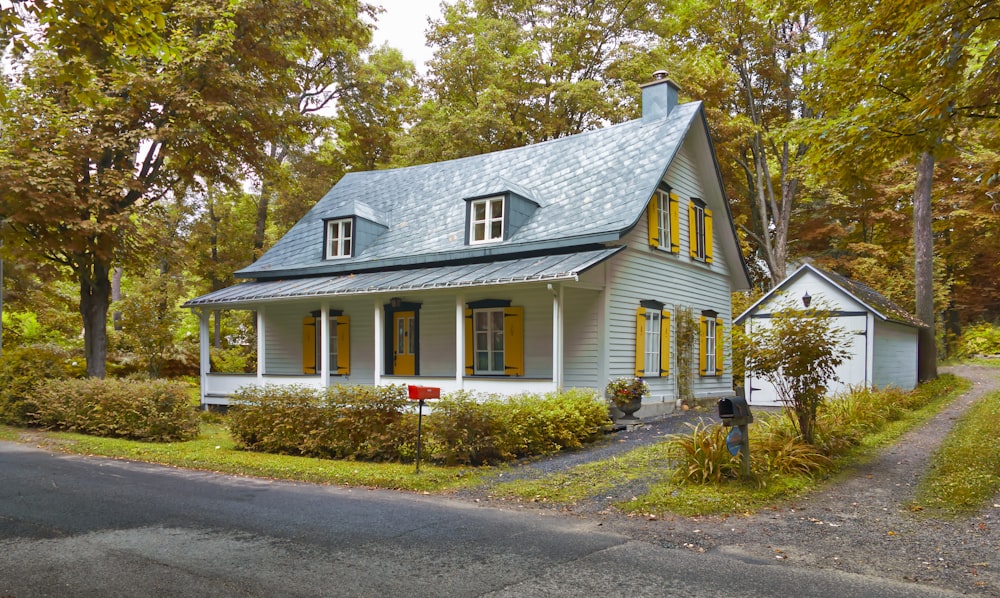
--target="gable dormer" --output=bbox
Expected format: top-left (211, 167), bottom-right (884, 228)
top-left (322, 200), bottom-right (388, 260)
top-left (463, 179), bottom-right (539, 245)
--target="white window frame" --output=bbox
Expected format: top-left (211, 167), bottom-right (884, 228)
top-left (326, 218), bottom-right (353, 259)
top-left (655, 189), bottom-right (670, 249)
top-left (469, 197), bottom-right (504, 244)
top-left (644, 310), bottom-right (661, 377)
top-left (692, 202), bottom-right (707, 260)
top-left (473, 307), bottom-right (505, 375)
top-left (705, 316), bottom-right (717, 374)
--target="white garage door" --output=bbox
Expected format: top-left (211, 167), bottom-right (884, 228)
top-left (746, 315), bottom-right (868, 407)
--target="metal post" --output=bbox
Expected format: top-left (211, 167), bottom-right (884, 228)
top-left (414, 398), bottom-right (425, 474)
top-left (739, 423), bottom-right (750, 479)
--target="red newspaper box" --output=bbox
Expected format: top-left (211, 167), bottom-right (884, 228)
top-left (407, 385), bottom-right (440, 400)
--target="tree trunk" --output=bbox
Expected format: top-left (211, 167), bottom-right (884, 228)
top-left (913, 150), bottom-right (938, 382)
top-left (79, 258), bottom-right (112, 378)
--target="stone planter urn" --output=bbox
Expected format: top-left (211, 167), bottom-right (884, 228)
top-left (615, 395), bottom-right (642, 420)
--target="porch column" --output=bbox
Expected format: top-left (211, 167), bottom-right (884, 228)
top-left (373, 300), bottom-right (383, 386)
top-left (319, 301), bottom-right (330, 386)
top-left (256, 308), bottom-right (265, 382)
top-left (455, 294), bottom-right (465, 389)
top-left (549, 283), bottom-right (563, 390)
top-left (199, 309), bottom-right (210, 406)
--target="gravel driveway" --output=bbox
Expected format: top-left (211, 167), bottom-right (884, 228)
top-left (466, 365), bottom-right (1000, 596)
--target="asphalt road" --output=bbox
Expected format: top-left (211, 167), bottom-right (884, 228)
top-left (0, 442), bottom-right (963, 597)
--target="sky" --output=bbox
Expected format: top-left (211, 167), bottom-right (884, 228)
top-left (370, 0), bottom-right (443, 72)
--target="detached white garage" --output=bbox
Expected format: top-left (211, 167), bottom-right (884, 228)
top-left (735, 264), bottom-right (924, 406)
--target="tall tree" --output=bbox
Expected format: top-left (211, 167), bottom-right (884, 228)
top-left (806, 0), bottom-right (1000, 380)
top-left (0, 0), bottom-right (376, 377)
top-left (397, 0), bottom-right (664, 164)
top-left (654, 0), bottom-right (823, 287)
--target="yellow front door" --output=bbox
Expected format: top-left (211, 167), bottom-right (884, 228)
top-left (393, 311), bottom-right (416, 375)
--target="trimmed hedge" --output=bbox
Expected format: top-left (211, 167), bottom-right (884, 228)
top-left (0, 344), bottom-right (84, 425)
top-left (227, 385), bottom-right (611, 465)
top-left (32, 378), bottom-right (199, 442)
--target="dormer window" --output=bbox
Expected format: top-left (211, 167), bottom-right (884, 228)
top-left (325, 218), bottom-right (353, 259)
top-left (469, 196), bottom-right (504, 244)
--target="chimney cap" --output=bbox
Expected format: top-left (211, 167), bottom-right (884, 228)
top-left (652, 70), bottom-right (668, 81)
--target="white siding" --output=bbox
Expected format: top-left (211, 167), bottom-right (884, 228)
top-left (603, 141), bottom-right (737, 402)
top-left (563, 289), bottom-right (602, 389)
top-left (261, 299), bottom-right (375, 384)
top-left (411, 295), bottom-right (456, 377)
top-left (872, 321), bottom-right (919, 390)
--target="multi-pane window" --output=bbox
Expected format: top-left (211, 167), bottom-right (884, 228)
top-left (473, 308), bottom-right (505, 374)
top-left (470, 197), bottom-right (504, 243)
top-left (704, 316), bottom-right (716, 374)
top-left (692, 202), bottom-right (707, 260)
top-left (328, 318), bottom-right (338, 370)
top-left (326, 218), bottom-right (353, 259)
top-left (644, 310), bottom-right (661, 377)
top-left (655, 189), bottom-right (671, 248)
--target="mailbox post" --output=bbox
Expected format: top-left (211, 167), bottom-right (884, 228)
top-left (717, 396), bottom-right (753, 479)
top-left (407, 385), bottom-right (440, 473)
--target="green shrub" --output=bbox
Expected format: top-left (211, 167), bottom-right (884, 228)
top-left (427, 389), bottom-right (610, 466)
top-left (0, 344), bottom-right (84, 425)
top-left (229, 385), bottom-right (610, 466)
top-left (32, 378), bottom-right (199, 442)
top-left (228, 384), bottom-right (410, 461)
top-left (955, 322), bottom-right (1000, 358)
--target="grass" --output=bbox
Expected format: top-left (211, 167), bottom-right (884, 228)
top-left (912, 389), bottom-right (1000, 518)
top-left (479, 375), bottom-right (972, 517)
top-left (0, 422), bottom-right (488, 493)
top-left (488, 441), bottom-right (672, 504)
top-left (623, 375), bottom-right (970, 516)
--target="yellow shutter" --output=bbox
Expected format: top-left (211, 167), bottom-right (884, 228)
top-left (688, 203), bottom-right (698, 258)
top-left (634, 307), bottom-right (646, 377)
top-left (698, 315), bottom-right (708, 376)
top-left (302, 316), bottom-right (316, 374)
top-left (659, 309), bottom-right (671, 376)
top-left (704, 208), bottom-right (714, 264)
top-left (669, 193), bottom-right (680, 253)
top-left (715, 317), bottom-right (724, 375)
top-left (336, 315), bottom-right (350, 375)
top-left (464, 308), bottom-right (474, 375)
top-left (647, 198), bottom-right (659, 248)
top-left (503, 306), bottom-right (524, 376)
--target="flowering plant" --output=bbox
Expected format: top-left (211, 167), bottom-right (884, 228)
top-left (605, 376), bottom-right (649, 407)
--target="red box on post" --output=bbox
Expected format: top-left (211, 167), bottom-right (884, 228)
top-left (407, 385), bottom-right (440, 400)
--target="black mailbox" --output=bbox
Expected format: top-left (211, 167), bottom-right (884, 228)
top-left (718, 396), bottom-right (753, 426)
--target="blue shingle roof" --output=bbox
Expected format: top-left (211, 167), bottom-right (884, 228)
top-left (237, 102), bottom-right (703, 280)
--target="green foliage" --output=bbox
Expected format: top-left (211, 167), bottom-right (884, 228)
top-left (1, 311), bottom-right (63, 346)
top-left (32, 378), bottom-right (199, 442)
top-left (915, 389), bottom-right (1000, 517)
top-left (741, 301), bottom-right (851, 444)
top-left (209, 346), bottom-right (257, 374)
top-left (955, 322), bottom-right (1000, 358)
top-left (667, 421), bottom-right (740, 484)
top-left (228, 385), bottom-right (610, 466)
top-left (674, 307), bottom-right (698, 403)
top-left (116, 272), bottom-right (185, 378)
top-left (228, 384), bottom-right (410, 461)
top-left (0, 344), bottom-right (83, 425)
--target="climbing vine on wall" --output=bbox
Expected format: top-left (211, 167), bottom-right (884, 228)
top-left (675, 306), bottom-right (698, 404)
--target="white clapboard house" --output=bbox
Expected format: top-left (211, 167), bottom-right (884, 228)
top-left (185, 74), bottom-right (752, 418)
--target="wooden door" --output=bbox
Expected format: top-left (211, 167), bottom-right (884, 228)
top-left (393, 311), bottom-right (416, 375)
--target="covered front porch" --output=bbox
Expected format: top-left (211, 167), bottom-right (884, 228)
top-left (185, 249), bottom-right (618, 406)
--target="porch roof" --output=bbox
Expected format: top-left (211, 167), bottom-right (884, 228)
top-left (184, 247), bottom-right (622, 308)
